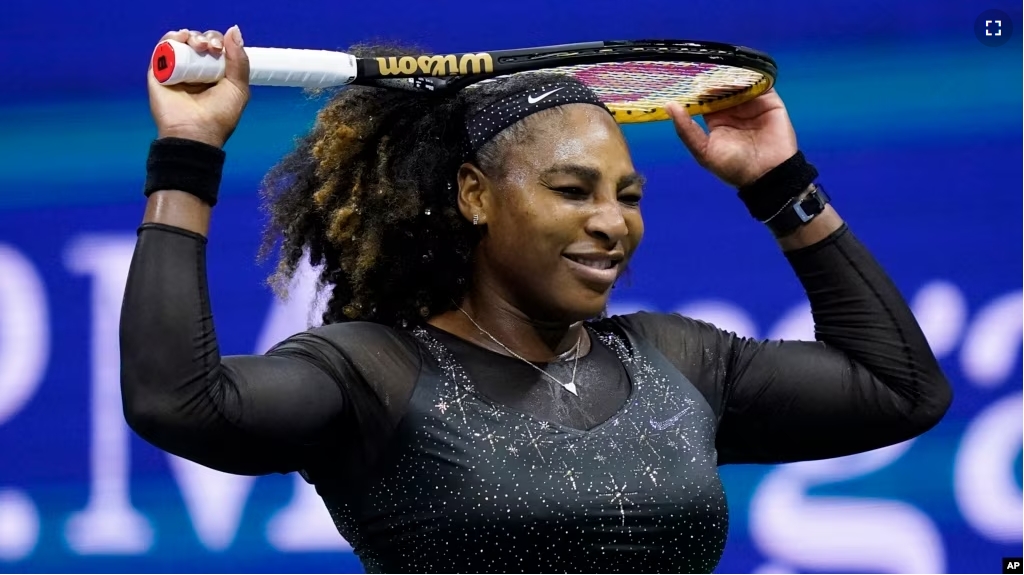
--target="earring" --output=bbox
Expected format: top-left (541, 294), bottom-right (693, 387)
top-left (472, 214), bottom-right (479, 225)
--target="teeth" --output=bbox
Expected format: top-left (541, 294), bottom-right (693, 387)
top-left (568, 256), bottom-right (613, 270)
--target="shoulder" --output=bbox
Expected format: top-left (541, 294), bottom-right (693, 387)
top-left (267, 320), bottom-right (422, 374)
top-left (605, 310), bottom-right (706, 338)
top-left (307, 320), bottom-right (413, 344)
top-left (602, 310), bottom-right (742, 356)
top-left (601, 311), bottom-right (742, 419)
top-left (607, 310), bottom-right (679, 331)
top-left (273, 320), bottom-right (413, 348)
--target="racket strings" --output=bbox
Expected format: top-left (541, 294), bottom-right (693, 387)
top-left (581, 61), bottom-right (761, 98)
top-left (466, 60), bottom-right (770, 123)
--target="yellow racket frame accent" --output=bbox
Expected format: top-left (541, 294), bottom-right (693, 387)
top-left (608, 73), bottom-right (775, 123)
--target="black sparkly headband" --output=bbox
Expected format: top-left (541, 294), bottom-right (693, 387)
top-left (464, 81), bottom-right (610, 154)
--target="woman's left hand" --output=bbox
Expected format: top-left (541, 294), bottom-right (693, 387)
top-left (666, 89), bottom-right (798, 188)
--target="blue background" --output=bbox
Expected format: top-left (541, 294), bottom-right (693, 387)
top-left (0, 0), bottom-right (1021, 572)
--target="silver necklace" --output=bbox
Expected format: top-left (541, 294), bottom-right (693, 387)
top-left (457, 306), bottom-right (582, 396)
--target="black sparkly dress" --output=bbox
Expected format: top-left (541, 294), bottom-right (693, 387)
top-left (328, 322), bottom-right (727, 573)
top-left (120, 223), bottom-right (952, 573)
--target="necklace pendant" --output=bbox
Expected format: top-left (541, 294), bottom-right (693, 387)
top-left (455, 305), bottom-right (583, 398)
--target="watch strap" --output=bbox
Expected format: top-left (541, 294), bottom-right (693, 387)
top-left (764, 183), bottom-right (831, 237)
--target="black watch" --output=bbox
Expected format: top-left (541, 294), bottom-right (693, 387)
top-left (764, 183), bottom-right (830, 237)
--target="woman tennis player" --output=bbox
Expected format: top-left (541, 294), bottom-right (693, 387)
top-left (121, 27), bottom-right (952, 573)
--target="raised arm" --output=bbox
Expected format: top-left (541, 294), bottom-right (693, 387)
top-left (652, 96), bottom-right (952, 464)
top-left (721, 223), bottom-right (948, 464)
top-left (120, 27), bottom-right (347, 475)
top-left (122, 223), bottom-right (352, 474)
top-left (625, 220), bottom-right (951, 464)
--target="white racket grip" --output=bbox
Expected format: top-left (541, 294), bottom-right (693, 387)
top-left (152, 40), bottom-right (358, 89)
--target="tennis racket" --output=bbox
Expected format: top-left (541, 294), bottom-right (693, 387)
top-left (152, 39), bottom-right (777, 123)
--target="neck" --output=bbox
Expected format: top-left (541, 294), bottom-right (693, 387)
top-left (428, 287), bottom-right (588, 363)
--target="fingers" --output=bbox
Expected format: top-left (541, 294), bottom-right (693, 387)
top-left (160, 29), bottom-right (190, 43)
top-left (158, 28), bottom-right (227, 56)
top-left (665, 102), bottom-right (709, 165)
top-left (153, 26), bottom-right (248, 92)
top-left (186, 29), bottom-right (223, 56)
top-left (221, 26), bottom-right (250, 91)
top-left (203, 29), bottom-right (225, 50)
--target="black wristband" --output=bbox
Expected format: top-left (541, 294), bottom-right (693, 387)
top-left (144, 137), bottom-right (226, 207)
top-left (737, 151), bottom-right (819, 221)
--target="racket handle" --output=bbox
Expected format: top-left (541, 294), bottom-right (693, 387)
top-left (151, 40), bottom-right (358, 88)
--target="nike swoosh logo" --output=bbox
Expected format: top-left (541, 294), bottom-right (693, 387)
top-left (527, 87), bottom-right (565, 104)
top-left (650, 407), bottom-right (692, 431)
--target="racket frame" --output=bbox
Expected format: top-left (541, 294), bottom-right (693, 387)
top-left (352, 39), bottom-right (777, 122)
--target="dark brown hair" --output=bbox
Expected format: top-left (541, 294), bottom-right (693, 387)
top-left (259, 44), bottom-right (582, 327)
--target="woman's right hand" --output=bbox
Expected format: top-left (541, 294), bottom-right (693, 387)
top-left (147, 26), bottom-right (250, 149)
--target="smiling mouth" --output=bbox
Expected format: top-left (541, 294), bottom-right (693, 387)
top-left (563, 255), bottom-right (621, 270)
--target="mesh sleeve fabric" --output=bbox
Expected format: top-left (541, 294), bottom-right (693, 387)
top-left (119, 224), bottom-right (418, 476)
top-left (620, 225), bottom-right (952, 465)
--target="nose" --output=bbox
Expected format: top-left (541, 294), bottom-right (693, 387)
top-left (584, 195), bottom-right (629, 246)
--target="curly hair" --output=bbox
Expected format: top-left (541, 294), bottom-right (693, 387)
top-left (258, 43), bottom-right (584, 328)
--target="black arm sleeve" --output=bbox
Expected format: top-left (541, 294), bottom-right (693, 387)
top-left (624, 224), bottom-right (953, 465)
top-left (119, 224), bottom-right (350, 476)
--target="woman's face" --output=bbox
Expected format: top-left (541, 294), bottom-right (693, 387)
top-left (469, 103), bottom-right (645, 322)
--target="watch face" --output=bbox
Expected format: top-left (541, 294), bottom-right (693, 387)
top-left (793, 199), bottom-right (816, 223)
top-left (768, 184), bottom-right (829, 237)
top-left (808, 192), bottom-right (824, 211)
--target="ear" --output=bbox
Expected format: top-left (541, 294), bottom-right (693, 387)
top-left (456, 163), bottom-right (493, 226)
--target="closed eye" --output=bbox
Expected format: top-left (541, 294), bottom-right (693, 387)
top-left (554, 187), bottom-right (588, 198)
top-left (619, 193), bottom-right (643, 206)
